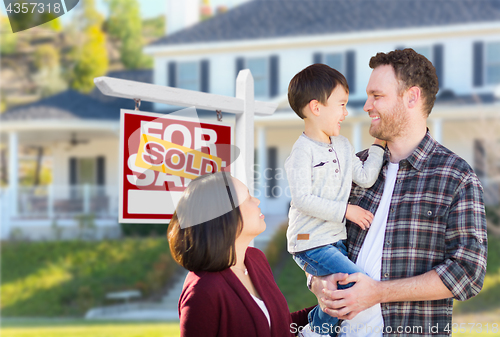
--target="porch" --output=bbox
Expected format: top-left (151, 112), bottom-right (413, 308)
top-left (1, 184), bottom-right (121, 240)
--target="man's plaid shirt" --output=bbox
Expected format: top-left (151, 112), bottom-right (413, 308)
top-left (347, 131), bottom-right (487, 336)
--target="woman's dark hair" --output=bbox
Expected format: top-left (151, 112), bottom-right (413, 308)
top-left (167, 172), bottom-right (243, 272)
top-left (288, 63), bottom-right (350, 119)
top-left (369, 48), bottom-right (439, 116)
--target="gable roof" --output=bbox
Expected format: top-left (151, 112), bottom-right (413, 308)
top-left (1, 70), bottom-right (154, 122)
top-left (150, 0), bottom-right (500, 47)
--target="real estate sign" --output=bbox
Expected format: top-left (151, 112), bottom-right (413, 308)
top-left (119, 109), bottom-right (233, 223)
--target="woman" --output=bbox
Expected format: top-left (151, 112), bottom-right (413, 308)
top-left (168, 172), bottom-right (314, 337)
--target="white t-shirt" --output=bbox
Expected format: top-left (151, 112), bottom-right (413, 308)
top-left (339, 162), bottom-right (399, 337)
top-left (251, 294), bottom-right (271, 327)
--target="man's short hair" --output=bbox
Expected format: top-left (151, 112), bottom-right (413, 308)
top-left (288, 63), bottom-right (349, 119)
top-left (369, 48), bottom-right (439, 116)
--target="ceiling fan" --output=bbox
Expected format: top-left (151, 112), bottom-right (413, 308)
top-left (66, 133), bottom-right (90, 150)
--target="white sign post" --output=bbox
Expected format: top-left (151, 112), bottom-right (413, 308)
top-left (94, 70), bottom-right (277, 221)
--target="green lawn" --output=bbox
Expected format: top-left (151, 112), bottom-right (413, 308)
top-left (0, 319), bottom-right (180, 337)
top-left (1, 239), bottom-right (177, 317)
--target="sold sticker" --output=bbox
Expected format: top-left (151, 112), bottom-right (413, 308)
top-left (135, 134), bottom-right (222, 180)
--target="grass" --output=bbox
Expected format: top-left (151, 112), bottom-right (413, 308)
top-left (1, 238), bottom-right (176, 317)
top-left (0, 318), bottom-right (180, 337)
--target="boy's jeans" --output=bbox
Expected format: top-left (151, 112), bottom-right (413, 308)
top-left (293, 240), bottom-right (365, 337)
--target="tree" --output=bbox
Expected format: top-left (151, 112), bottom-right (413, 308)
top-left (33, 45), bottom-right (67, 96)
top-left (68, 0), bottom-right (108, 93)
top-left (105, 0), bottom-right (151, 69)
top-left (0, 15), bottom-right (18, 55)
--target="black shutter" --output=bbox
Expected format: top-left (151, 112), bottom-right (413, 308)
top-left (473, 41), bottom-right (484, 87)
top-left (168, 61), bottom-right (177, 87)
top-left (96, 156), bottom-right (105, 186)
top-left (345, 50), bottom-right (356, 94)
top-left (269, 55), bottom-right (279, 97)
top-left (201, 59), bottom-right (210, 93)
top-left (266, 147), bottom-right (278, 198)
top-left (433, 44), bottom-right (444, 88)
top-left (313, 52), bottom-right (323, 64)
top-left (235, 57), bottom-right (244, 78)
top-left (69, 157), bottom-right (77, 185)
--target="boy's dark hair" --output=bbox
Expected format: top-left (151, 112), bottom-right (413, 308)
top-left (369, 48), bottom-right (439, 116)
top-left (288, 63), bottom-right (349, 119)
top-left (167, 172), bottom-right (243, 272)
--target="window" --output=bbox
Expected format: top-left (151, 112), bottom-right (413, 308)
top-left (412, 46), bottom-right (432, 61)
top-left (246, 57), bottom-right (268, 97)
top-left (313, 51), bottom-right (356, 93)
top-left (325, 53), bottom-right (343, 72)
top-left (486, 42), bottom-right (500, 85)
top-left (78, 158), bottom-right (97, 185)
top-left (69, 156), bottom-right (105, 186)
top-left (177, 62), bottom-right (199, 91)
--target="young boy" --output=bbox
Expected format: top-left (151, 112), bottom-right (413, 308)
top-left (285, 64), bottom-right (386, 336)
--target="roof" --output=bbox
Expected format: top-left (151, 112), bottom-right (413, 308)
top-left (1, 70), bottom-right (154, 122)
top-left (150, 0), bottom-right (500, 47)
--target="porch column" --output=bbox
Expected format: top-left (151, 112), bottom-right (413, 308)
top-left (257, 126), bottom-right (267, 213)
top-left (9, 131), bottom-right (18, 217)
top-left (352, 122), bottom-right (362, 153)
top-left (433, 118), bottom-right (443, 144)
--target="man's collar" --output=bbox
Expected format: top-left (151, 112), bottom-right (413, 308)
top-left (401, 129), bottom-right (436, 171)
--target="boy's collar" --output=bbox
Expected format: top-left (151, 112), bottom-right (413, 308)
top-left (301, 132), bottom-right (333, 147)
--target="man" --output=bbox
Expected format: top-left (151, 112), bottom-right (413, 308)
top-left (307, 49), bottom-right (487, 337)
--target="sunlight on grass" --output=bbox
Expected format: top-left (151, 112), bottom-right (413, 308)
top-left (1, 264), bottom-right (72, 308)
top-left (0, 322), bottom-right (180, 337)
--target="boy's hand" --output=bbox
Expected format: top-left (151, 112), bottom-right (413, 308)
top-left (373, 138), bottom-right (387, 148)
top-left (346, 204), bottom-right (373, 230)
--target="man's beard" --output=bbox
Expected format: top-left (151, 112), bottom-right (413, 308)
top-left (369, 97), bottom-right (408, 141)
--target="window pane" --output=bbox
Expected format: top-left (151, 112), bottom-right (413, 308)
top-left (78, 158), bottom-right (96, 185)
top-left (412, 46), bottom-right (431, 61)
top-left (178, 62), bottom-right (199, 91)
top-left (487, 65), bottom-right (500, 85)
top-left (325, 53), bottom-right (343, 71)
top-left (486, 42), bottom-right (500, 85)
top-left (247, 58), bottom-right (268, 97)
top-left (486, 42), bottom-right (500, 63)
top-left (247, 58), bottom-right (267, 77)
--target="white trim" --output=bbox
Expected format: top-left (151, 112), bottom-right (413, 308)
top-left (94, 76), bottom-right (277, 116)
top-left (0, 120), bottom-right (120, 133)
top-left (145, 22), bottom-right (500, 56)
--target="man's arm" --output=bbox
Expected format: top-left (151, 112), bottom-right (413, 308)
top-left (312, 270), bottom-right (452, 320)
top-left (311, 172), bottom-right (487, 320)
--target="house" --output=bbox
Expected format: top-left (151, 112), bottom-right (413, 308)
top-left (2, 0), bottom-right (500, 240)
top-left (146, 0), bottom-right (500, 216)
top-left (0, 71), bottom-right (154, 240)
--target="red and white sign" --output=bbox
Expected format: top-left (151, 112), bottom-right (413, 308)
top-left (119, 109), bottom-right (233, 223)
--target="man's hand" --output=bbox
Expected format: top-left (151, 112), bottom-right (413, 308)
top-left (310, 273), bottom-right (382, 320)
top-left (309, 273), bottom-right (346, 316)
top-left (346, 205), bottom-right (373, 230)
top-left (373, 138), bottom-right (387, 148)
top-left (321, 273), bottom-right (382, 320)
